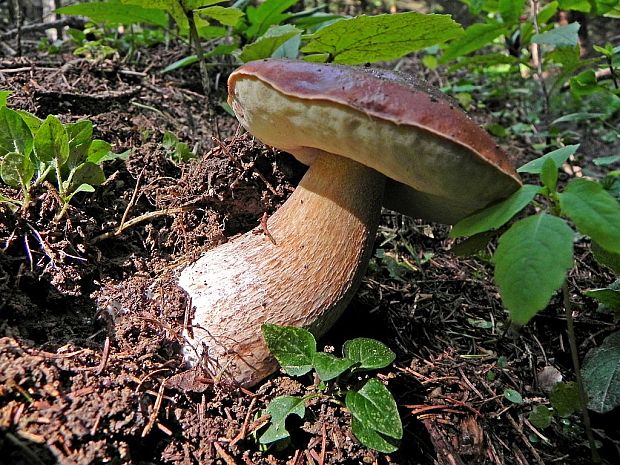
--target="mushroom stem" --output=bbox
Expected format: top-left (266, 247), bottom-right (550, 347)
top-left (179, 153), bottom-right (385, 386)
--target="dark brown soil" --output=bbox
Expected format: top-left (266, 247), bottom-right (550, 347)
top-left (1, 33), bottom-right (619, 465)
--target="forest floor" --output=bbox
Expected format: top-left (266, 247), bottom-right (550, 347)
top-left (0, 25), bottom-right (619, 465)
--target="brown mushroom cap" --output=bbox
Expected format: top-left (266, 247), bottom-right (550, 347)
top-left (228, 59), bottom-right (521, 223)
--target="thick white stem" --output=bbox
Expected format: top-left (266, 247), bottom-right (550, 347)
top-left (179, 153), bottom-right (385, 386)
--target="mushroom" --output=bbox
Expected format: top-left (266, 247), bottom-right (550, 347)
top-left (179, 59), bottom-right (521, 387)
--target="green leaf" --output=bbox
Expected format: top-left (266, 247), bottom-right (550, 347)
top-left (494, 214), bottom-right (574, 324)
top-left (592, 241), bottom-right (620, 274)
top-left (528, 405), bottom-right (552, 429)
top-left (66, 120), bottom-right (93, 169)
top-left (197, 5), bottom-right (243, 26)
top-left (1, 151), bottom-right (34, 188)
top-left (351, 417), bottom-right (399, 453)
top-left (450, 185), bottom-right (539, 238)
top-left (440, 22), bottom-right (507, 63)
top-left (504, 388), bottom-right (523, 404)
top-left (346, 379), bottom-right (402, 440)
top-left (517, 145), bottom-right (579, 174)
top-left (582, 331), bottom-right (620, 413)
top-left (570, 69), bottom-right (601, 97)
top-left (499, 0), bottom-right (526, 24)
top-left (0, 90), bottom-right (11, 107)
top-left (532, 22), bottom-right (580, 47)
top-left (451, 231), bottom-right (496, 257)
top-left (239, 25), bottom-right (302, 62)
top-left (541, 158), bottom-right (558, 192)
top-left (64, 183), bottom-right (96, 203)
top-left (86, 140), bottom-right (114, 164)
top-left (262, 324), bottom-right (316, 376)
top-left (302, 12), bottom-right (462, 65)
top-left (244, 0), bottom-right (297, 39)
top-left (552, 112), bottom-right (605, 124)
top-left (122, 0), bottom-right (186, 29)
top-left (343, 338), bottom-right (396, 370)
top-left (550, 381), bottom-right (580, 417)
top-left (69, 162), bottom-right (106, 190)
top-left (0, 106), bottom-right (33, 157)
top-left (448, 53), bottom-right (519, 72)
top-left (57, 1), bottom-right (169, 27)
top-left (16, 110), bottom-right (42, 132)
top-left (161, 43), bottom-right (238, 73)
top-left (559, 178), bottom-right (620, 254)
top-left (312, 353), bottom-right (354, 381)
top-left (593, 155), bottom-right (620, 166)
top-left (34, 115), bottom-right (69, 164)
top-left (182, 0), bottom-right (226, 10)
top-left (558, 0), bottom-right (592, 12)
top-left (259, 396), bottom-right (305, 444)
top-left (585, 288), bottom-right (620, 309)
top-left (538, 1), bottom-right (560, 24)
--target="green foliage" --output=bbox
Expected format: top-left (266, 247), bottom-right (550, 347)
top-left (550, 381), bottom-right (580, 417)
top-left (0, 99), bottom-right (124, 216)
top-left (528, 405), bottom-right (553, 429)
top-left (261, 324), bottom-right (400, 453)
top-left (503, 388), bottom-right (524, 404)
top-left (56, 1), bottom-right (169, 27)
top-left (162, 131), bottom-right (195, 164)
top-left (582, 331), bottom-right (620, 413)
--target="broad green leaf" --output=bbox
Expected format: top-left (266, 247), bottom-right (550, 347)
top-left (450, 185), bottom-right (539, 238)
top-left (262, 324), bottom-right (316, 376)
top-left (538, 1), bottom-right (559, 24)
top-left (550, 381), bottom-right (580, 417)
top-left (34, 115), bottom-right (69, 164)
top-left (197, 6), bottom-right (243, 26)
top-left (499, 0), bottom-right (526, 24)
top-left (0, 106), bottom-right (33, 157)
top-left (122, 0), bottom-right (186, 29)
top-left (559, 178), bottom-right (620, 254)
top-left (582, 331), bottom-right (620, 413)
top-left (504, 388), bottom-right (523, 404)
top-left (343, 338), bottom-right (395, 370)
top-left (66, 120), bottom-right (93, 169)
top-left (272, 33), bottom-right (301, 59)
top-left (239, 25), bottom-right (301, 63)
top-left (547, 46), bottom-right (581, 70)
top-left (541, 158), bottom-right (558, 192)
top-left (302, 12), bottom-right (462, 65)
top-left (570, 69), bottom-right (600, 97)
top-left (532, 22), bottom-right (580, 47)
top-left (351, 417), bottom-right (399, 453)
top-left (259, 396), bottom-right (305, 444)
top-left (182, 0), bottom-right (225, 10)
top-left (86, 140), bottom-right (113, 164)
top-left (440, 22), bottom-right (507, 63)
top-left (585, 288), bottom-right (620, 309)
top-left (312, 353), bottom-right (354, 381)
top-left (69, 162), bottom-right (106, 190)
top-left (518, 145), bottom-right (579, 174)
top-left (1, 152), bottom-right (34, 188)
top-left (558, 0), bottom-right (592, 11)
top-left (592, 241), bottom-right (620, 274)
top-left (528, 405), bottom-right (552, 429)
top-left (245, 0), bottom-right (297, 39)
top-left (56, 2), bottom-right (168, 27)
top-left (16, 110), bottom-right (42, 132)
top-left (494, 214), bottom-right (574, 324)
top-left (0, 90), bottom-right (11, 107)
top-left (593, 0), bottom-right (620, 15)
top-left (346, 379), bottom-right (402, 440)
top-left (65, 183), bottom-right (96, 203)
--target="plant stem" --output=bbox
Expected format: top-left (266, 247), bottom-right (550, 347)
top-left (530, 0), bottom-right (550, 117)
top-left (562, 281), bottom-right (600, 463)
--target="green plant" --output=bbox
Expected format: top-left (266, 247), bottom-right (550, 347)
top-left (450, 144), bottom-right (620, 460)
top-left (260, 324), bottom-right (402, 453)
top-left (0, 97), bottom-right (126, 219)
top-left (162, 130), bottom-right (195, 164)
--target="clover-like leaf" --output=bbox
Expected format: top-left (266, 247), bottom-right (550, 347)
top-left (494, 214), bottom-right (574, 324)
top-left (259, 396), bottom-right (305, 444)
top-left (262, 324), bottom-right (316, 376)
top-left (346, 378), bottom-right (402, 440)
top-left (312, 353), bottom-right (354, 381)
top-left (559, 178), bottom-right (620, 254)
top-left (343, 338), bottom-right (395, 371)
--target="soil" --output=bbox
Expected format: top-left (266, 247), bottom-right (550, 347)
top-left (1, 29), bottom-right (619, 465)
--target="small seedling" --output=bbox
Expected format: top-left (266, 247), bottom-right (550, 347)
top-left (0, 99), bottom-right (127, 219)
top-left (260, 324), bottom-right (402, 453)
top-left (162, 130), bottom-right (195, 164)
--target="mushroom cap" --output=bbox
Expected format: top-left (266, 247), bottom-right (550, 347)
top-left (228, 59), bottom-right (521, 223)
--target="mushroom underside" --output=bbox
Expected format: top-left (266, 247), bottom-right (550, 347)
top-left (179, 153), bottom-right (385, 387)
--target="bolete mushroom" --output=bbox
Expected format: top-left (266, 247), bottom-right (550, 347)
top-left (179, 59), bottom-right (521, 387)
